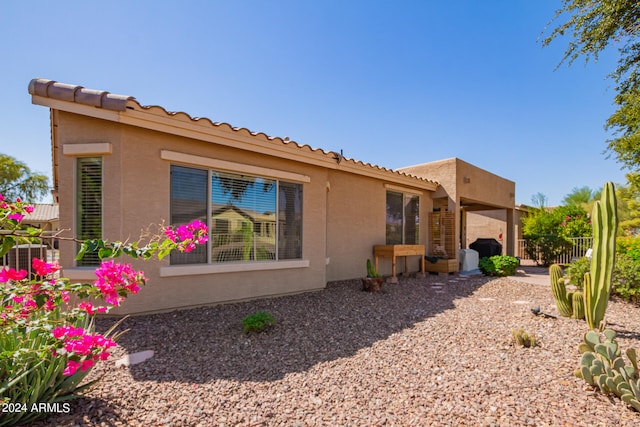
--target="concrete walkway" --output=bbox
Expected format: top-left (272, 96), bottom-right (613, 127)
top-left (513, 263), bottom-right (550, 286)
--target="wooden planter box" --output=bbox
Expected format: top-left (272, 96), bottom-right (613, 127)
top-left (424, 258), bottom-right (459, 273)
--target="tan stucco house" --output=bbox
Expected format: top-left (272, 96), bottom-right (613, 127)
top-left (28, 78), bottom-right (515, 314)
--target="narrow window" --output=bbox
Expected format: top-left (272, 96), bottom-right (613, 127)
top-left (76, 157), bottom-right (102, 266)
top-left (386, 191), bottom-right (420, 245)
top-left (278, 181), bottom-right (303, 259)
top-left (170, 165), bottom-right (208, 264)
top-left (386, 191), bottom-right (403, 244)
top-left (404, 195), bottom-right (420, 244)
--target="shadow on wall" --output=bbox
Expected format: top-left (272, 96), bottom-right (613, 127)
top-left (93, 277), bottom-right (488, 384)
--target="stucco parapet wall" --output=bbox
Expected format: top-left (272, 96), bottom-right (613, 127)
top-left (28, 78), bottom-right (438, 191)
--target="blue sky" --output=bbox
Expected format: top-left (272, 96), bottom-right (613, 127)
top-left (0, 0), bottom-right (626, 206)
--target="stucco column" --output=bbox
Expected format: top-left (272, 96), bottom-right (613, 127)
top-left (505, 208), bottom-right (515, 256)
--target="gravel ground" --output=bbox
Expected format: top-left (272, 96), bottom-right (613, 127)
top-left (30, 272), bottom-right (640, 426)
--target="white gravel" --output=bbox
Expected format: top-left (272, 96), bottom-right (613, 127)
top-left (31, 273), bottom-right (640, 426)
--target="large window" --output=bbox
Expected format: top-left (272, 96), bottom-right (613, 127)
top-left (76, 157), bottom-right (102, 266)
top-left (170, 165), bottom-right (303, 265)
top-left (386, 191), bottom-right (419, 245)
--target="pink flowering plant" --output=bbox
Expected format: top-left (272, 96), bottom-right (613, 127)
top-left (0, 194), bottom-right (207, 426)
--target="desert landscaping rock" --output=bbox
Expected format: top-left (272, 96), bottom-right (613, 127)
top-left (32, 274), bottom-right (640, 426)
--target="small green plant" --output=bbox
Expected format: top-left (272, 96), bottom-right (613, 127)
top-left (512, 328), bottom-right (537, 348)
top-left (366, 259), bottom-right (380, 278)
top-left (242, 311), bottom-right (277, 333)
top-left (574, 329), bottom-right (640, 412)
top-left (565, 256), bottom-right (590, 289)
top-left (478, 255), bottom-right (519, 277)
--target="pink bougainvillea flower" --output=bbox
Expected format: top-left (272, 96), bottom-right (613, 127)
top-left (0, 267), bottom-right (28, 282)
top-left (81, 359), bottom-right (94, 371)
top-left (24, 205), bottom-right (34, 213)
top-left (32, 258), bottom-right (60, 276)
top-left (7, 212), bottom-right (24, 221)
top-left (44, 297), bottom-right (56, 311)
top-left (77, 301), bottom-right (107, 315)
top-left (63, 360), bottom-right (80, 376)
top-left (94, 260), bottom-right (145, 306)
top-left (164, 220), bottom-right (209, 252)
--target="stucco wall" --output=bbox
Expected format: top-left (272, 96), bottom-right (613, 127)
top-left (55, 112), bottom-right (331, 314)
top-left (52, 111), bottom-right (436, 314)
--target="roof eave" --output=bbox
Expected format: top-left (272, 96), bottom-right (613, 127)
top-left (30, 82), bottom-right (438, 192)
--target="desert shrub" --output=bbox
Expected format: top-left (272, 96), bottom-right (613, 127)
top-left (522, 204), bottom-right (591, 266)
top-left (616, 235), bottom-right (640, 261)
top-left (612, 253), bottom-right (640, 303)
top-left (479, 255), bottom-right (519, 277)
top-left (523, 235), bottom-right (573, 267)
top-left (565, 257), bottom-right (590, 290)
top-left (242, 311), bottom-right (277, 333)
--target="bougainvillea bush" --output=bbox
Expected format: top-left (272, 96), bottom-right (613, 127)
top-left (0, 195), bottom-right (207, 426)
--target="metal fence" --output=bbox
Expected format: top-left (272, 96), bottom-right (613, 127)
top-left (0, 232), bottom-right (60, 277)
top-left (516, 236), bottom-right (593, 265)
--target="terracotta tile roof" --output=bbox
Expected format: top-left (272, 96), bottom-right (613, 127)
top-left (28, 78), bottom-right (438, 188)
top-left (29, 78), bottom-right (134, 111)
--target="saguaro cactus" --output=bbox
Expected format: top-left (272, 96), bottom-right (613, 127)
top-left (571, 291), bottom-right (585, 320)
top-left (550, 264), bottom-right (573, 317)
top-left (584, 182), bottom-right (618, 330)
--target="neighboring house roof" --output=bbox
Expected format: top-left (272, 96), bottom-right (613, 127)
top-left (28, 78), bottom-right (439, 191)
top-left (23, 203), bottom-right (59, 222)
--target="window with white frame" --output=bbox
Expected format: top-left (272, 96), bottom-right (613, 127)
top-left (76, 157), bottom-right (102, 266)
top-left (169, 164), bottom-right (303, 265)
top-left (386, 191), bottom-right (419, 245)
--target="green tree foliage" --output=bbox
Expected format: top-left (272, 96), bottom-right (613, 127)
top-left (0, 153), bottom-right (49, 202)
top-left (616, 172), bottom-right (640, 235)
top-left (561, 186), bottom-right (600, 211)
top-left (542, 0), bottom-right (640, 171)
top-left (522, 204), bottom-right (592, 266)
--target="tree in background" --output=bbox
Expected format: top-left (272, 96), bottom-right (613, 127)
top-left (561, 185), bottom-right (600, 210)
top-left (542, 0), bottom-right (640, 171)
top-left (0, 153), bottom-right (49, 202)
top-left (522, 201), bottom-right (592, 266)
top-left (617, 172), bottom-right (640, 235)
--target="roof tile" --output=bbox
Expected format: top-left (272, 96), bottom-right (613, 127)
top-left (28, 78), bottom-right (134, 111)
top-left (28, 78), bottom-right (438, 187)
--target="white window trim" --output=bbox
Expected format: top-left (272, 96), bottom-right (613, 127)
top-left (161, 150), bottom-right (311, 183)
top-left (160, 259), bottom-right (309, 277)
